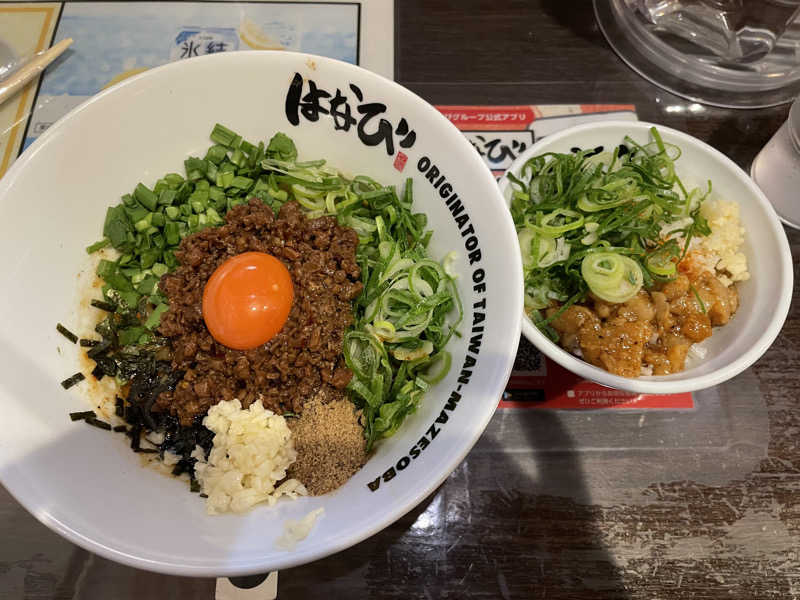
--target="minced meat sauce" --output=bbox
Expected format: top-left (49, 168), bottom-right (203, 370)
top-left (546, 270), bottom-right (739, 377)
top-left (156, 199), bottom-right (363, 425)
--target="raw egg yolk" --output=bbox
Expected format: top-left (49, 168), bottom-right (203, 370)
top-left (202, 252), bottom-right (294, 350)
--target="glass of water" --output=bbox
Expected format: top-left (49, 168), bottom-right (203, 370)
top-left (594, 0), bottom-right (800, 108)
top-left (751, 96), bottom-right (800, 229)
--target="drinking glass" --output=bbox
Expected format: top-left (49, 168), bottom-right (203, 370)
top-left (751, 96), bottom-right (800, 228)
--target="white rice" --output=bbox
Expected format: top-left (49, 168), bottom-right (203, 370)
top-left (689, 197), bottom-right (749, 287)
top-left (688, 344), bottom-right (708, 360)
top-left (276, 508), bottom-right (325, 551)
top-left (193, 399), bottom-right (307, 515)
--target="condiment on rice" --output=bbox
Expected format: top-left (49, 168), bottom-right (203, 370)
top-left (685, 197), bottom-right (749, 286)
top-left (192, 399), bottom-right (306, 514)
top-left (288, 395), bottom-right (367, 495)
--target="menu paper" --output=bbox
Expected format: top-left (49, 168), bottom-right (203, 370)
top-left (0, 0), bottom-right (394, 176)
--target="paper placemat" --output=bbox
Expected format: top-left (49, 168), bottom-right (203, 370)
top-left (0, 0), bottom-right (394, 175)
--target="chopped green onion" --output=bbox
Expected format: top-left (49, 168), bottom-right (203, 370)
top-left (210, 123), bottom-right (238, 147)
top-left (690, 284), bottom-right (707, 314)
top-left (581, 252), bottom-right (643, 303)
top-left (645, 241), bottom-right (680, 279)
top-left (507, 128), bottom-right (711, 328)
top-left (86, 239), bottom-right (111, 254)
top-left (133, 183), bottom-right (158, 211)
top-left (145, 303), bottom-right (169, 330)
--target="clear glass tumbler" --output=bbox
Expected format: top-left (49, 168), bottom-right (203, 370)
top-left (751, 97), bottom-right (800, 229)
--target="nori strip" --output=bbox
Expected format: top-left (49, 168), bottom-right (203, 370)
top-left (79, 338), bottom-right (100, 347)
top-left (56, 323), bottom-right (78, 344)
top-left (85, 417), bottom-right (112, 430)
top-left (93, 357), bottom-right (117, 378)
top-left (69, 410), bottom-right (96, 421)
top-left (171, 459), bottom-right (189, 476)
top-left (113, 425), bottom-right (127, 432)
top-left (128, 424), bottom-right (142, 452)
top-left (91, 364), bottom-right (105, 380)
top-left (90, 299), bottom-right (117, 312)
top-left (86, 339), bottom-right (112, 359)
top-left (60, 372), bottom-right (85, 389)
top-left (83, 348), bottom-right (213, 491)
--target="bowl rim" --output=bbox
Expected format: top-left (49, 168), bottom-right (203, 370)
top-left (498, 119), bottom-right (793, 394)
top-left (0, 51), bottom-right (523, 576)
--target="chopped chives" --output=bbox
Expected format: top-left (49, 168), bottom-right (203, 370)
top-left (60, 372), bottom-right (85, 389)
top-left (145, 303), bottom-right (169, 330)
top-left (151, 262), bottom-right (169, 277)
top-left (205, 144), bottom-right (228, 164)
top-left (86, 239), bottom-right (110, 254)
top-left (230, 148), bottom-right (245, 166)
top-left (133, 183), bottom-right (158, 211)
top-left (56, 323), bottom-right (78, 344)
top-left (690, 283), bottom-right (707, 314)
top-left (210, 123), bottom-right (237, 147)
top-left (158, 189), bottom-right (176, 206)
top-left (164, 173), bottom-right (184, 187)
top-left (134, 213), bottom-right (153, 232)
top-left (230, 175), bottom-right (253, 190)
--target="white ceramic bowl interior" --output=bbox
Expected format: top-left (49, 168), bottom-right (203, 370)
top-left (498, 120), bottom-right (792, 394)
top-left (0, 52), bottom-right (522, 576)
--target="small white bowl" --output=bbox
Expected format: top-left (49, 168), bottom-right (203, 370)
top-left (498, 120), bottom-right (793, 394)
top-left (0, 52), bottom-right (522, 576)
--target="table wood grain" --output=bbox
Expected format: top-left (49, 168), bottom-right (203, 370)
top-left (2, 2), bottom-right (799, 598)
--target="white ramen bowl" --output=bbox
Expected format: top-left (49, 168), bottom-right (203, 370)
top-left (0, 52), bottom-right (522, 576)
top-left (498, 121), bottom-right (792, 394)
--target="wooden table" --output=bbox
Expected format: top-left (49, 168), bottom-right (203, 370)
top-left (2, 2), bottom-right (799, 598)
